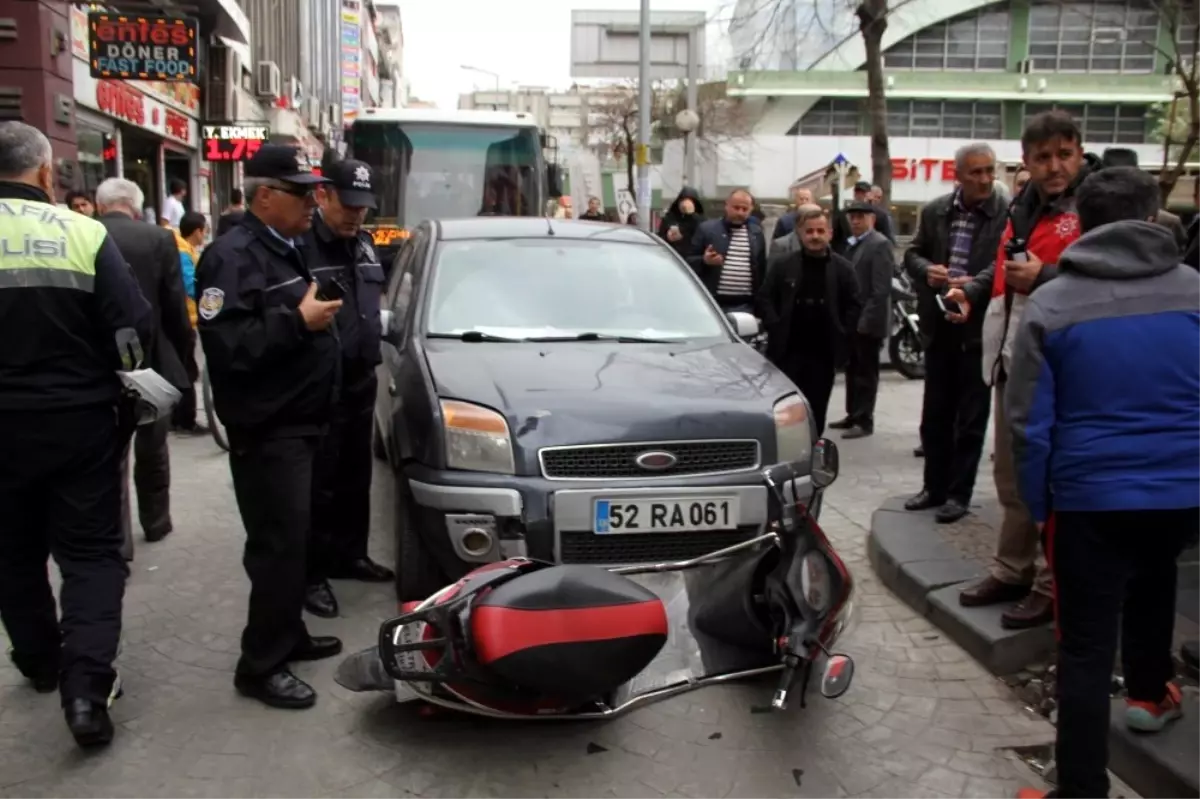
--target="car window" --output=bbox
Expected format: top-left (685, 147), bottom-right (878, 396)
top-left (424, 238), bottom-right (729, 341)
top-left (387, 230), bottom-right (425, 325)
top-left (384, 238), bottom-right (416, 309)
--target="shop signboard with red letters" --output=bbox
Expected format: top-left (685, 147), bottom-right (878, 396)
top-left (74, 58), bottom-right (198, 149)
top-left (891, 158), bottom-right (957, 183)
top-left (88, 12), bottom-right (199, 82)
top-left (201, 125), bottom-right (271, 162)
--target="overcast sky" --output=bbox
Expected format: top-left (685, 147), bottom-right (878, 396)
top-left (386, 0), bottom-right (732, 109)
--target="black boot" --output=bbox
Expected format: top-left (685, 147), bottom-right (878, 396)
top-left (64, 698), bottom-right (115, 748)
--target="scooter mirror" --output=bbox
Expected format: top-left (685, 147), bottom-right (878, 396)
top-left (820, 653), bottom-right (854, 699)
top-left (811, 438), bottom-right (839, 488)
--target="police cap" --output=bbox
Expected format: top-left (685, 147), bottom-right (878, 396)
top-left (323, 159), bottom-right (377, 209)
top-left (245, 144), bottom-right (330, 185)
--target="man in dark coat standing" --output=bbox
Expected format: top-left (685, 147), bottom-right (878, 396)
top-left (829, 201), bottom-right (892, 438)
top-left (902, 143), bottom-right (1009, 523)
top-left (95, 177), bottom-right (192, 547)
top-left (757, 206), bottom-right (861, 434)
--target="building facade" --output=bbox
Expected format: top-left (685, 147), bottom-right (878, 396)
top-left (374, 2), bottom-right (407, 109)
top-left (696, 0), bottom-right (1198, 228)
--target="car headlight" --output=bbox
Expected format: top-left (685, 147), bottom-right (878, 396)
top-left (800, 550), bottom-right (833, 613)
top-left (773, 394), bottom-right (812, 464)
top-left (441, 399), bottom-right (515, 474)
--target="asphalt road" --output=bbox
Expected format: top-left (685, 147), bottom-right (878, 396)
top-left (0, 373), bottom-right (1053, 798)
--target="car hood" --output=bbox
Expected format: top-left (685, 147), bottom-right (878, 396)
top-left (424, 339), bottom-right (797, 465)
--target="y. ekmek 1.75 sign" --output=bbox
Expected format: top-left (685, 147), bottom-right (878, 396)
top-left (89, 12), bottom-right (198, 82)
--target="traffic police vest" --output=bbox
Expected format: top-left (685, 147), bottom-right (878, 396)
top-left (0, 197), bottom-right (108, 291)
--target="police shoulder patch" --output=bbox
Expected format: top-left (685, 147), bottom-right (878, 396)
top-left (198, 287), bottom-right (225, 320)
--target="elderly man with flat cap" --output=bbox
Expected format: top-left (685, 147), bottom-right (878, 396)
top-left (302, 159), bottom-right (394, 619)
top-left (196, 144), bottom-right (345, 709)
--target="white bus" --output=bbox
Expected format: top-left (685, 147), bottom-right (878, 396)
top-left (346, 107), bottom-right (562, 257)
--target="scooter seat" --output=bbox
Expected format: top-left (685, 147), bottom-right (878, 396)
top-left (469, 565), bottom-right (668, 699)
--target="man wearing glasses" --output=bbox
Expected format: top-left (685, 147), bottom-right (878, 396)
top-left (195, 144), bottom-right (345, 710)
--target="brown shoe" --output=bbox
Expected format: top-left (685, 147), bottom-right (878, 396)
top-left (959, 575), bottom-right (1031, 607)
top-left (1001, 592), bottom-right (1054, 630)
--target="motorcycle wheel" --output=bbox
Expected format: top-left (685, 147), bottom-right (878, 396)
top-left (888, 326), bottom-right (925, 381)
top-left (201, 364), bottom-right (230, 452)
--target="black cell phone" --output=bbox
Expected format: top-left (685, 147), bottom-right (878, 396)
top-left (317, 275), bottom-right (349, 302)
top-left (936, 294), bottom-right (960, 315)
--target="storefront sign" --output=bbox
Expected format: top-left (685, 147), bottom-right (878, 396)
top-left (341, 0), bottom-right (362, 125)
top-left (201, 124), bottom-right (270, 162)
top-left (891, 158), bottom-right (957, 183)
top-left (75, 58), bottom-right (198, 148)
top-left (88, 12), bottom-right (199, 82)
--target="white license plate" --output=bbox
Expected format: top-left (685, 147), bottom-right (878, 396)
top-left (592, 497), bottom-right (740, 534)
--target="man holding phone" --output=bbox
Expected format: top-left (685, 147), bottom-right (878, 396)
top-left (303, 159), bottom-right (394, 622)
top-left (943, 111), bottom-right (1092, 630)
top-left (901, 143), bottom-right (1008, 524)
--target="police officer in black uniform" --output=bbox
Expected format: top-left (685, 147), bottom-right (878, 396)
top-left (0, 121), bottom-right (151, 746)
top-left (302, 159), bottom-right (394, 619)
top-left (195, 144), bottom-right (344, 709)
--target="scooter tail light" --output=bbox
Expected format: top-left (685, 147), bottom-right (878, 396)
top-left (804, 515), bottom-right (854, 649)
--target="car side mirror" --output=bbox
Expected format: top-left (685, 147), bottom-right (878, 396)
top-left (728, 311), bottom-right (760, 339)
top-left (811, 438), bottom-right (839, 488)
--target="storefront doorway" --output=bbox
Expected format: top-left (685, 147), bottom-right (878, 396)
top-left (121, 126), bottom-right (161, 221)
top-left (164, 147), bottom-right (193, 214)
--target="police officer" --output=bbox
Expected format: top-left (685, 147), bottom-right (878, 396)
top-left (303, 159), bottom-right (393, 619)
top-left (196, 144), bottom-right (344, 709)
top-left (0, 122), bottom-right (151, 746)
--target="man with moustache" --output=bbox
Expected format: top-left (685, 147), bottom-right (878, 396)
top-left (196, 144), bottom-right (344, 709)
top-left (757, 206), bottom-right (861, 434)
top-left (902, 143), bottom-right (1008, 524)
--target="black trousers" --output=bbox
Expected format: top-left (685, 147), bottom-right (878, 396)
top-left (311, 372), bottom-right (377, 577)
top-left (0, 407), bottom-right (128, 705)
top-left (844, 333), bottom-right (882, 428)
top-left (172, 330), bottom-right (200, 429)
top-left (229, 435), bottom-right (318, 677)
top-left (783, 352), bottom-right (836, 436)
top-left (919, 334), bottom-right (991, 503)
top-left (132, 416), bottom-right (172, 537)
top-left (1051, 508), bottom-right (1197, 798)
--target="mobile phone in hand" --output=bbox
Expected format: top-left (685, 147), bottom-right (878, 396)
top-left (936, 294), bottom-right (960, 315)
top-left (317, 275), bottom-right (349, 302)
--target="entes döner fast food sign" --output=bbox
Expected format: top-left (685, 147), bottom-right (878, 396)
top-left (88, 13), bottom-right (198, 83)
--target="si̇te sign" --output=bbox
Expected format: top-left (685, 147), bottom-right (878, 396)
top-left (202, 125), bottom-right (271, 163)
top-left (89, 13), bottom-right (198, 83)
top-left (891, 158), bottom-right (958, 183)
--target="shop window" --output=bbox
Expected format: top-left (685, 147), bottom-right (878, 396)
top-left (1027, 0), bottom-right (1158, 73)
top-left (885, 100), bottom-right (1003, 139)
top-left (788, 99), bottom-right (861, 136)
top-left (1023, 102), bottom-right (1149, 143)
top-left (76, 128), bottom-right (117, 194)
top-left (883, 6), bottom-right (1010, 71)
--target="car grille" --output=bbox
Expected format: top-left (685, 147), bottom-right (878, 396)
top-left (559, 529), bottom-right (757, 565)
top-left (540, 440), bottom-right (760, 480)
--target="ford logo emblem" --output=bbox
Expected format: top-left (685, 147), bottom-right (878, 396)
top-left (635, 450), bottom-right (678, 471)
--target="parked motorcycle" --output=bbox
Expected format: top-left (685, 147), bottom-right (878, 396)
top-left (888, 270), bottom-right (925, 380)
top-left (335, 441), bottom-right (857, 719)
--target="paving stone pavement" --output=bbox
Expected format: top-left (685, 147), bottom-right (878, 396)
top-left (0, 373), bottom-right (1054, 798)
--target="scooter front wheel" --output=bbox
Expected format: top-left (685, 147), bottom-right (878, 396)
top-left (888, 325), bottom-right (925, 380)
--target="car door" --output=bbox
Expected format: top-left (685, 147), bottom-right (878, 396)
top-left (376, 228), bottom-right (425, 464)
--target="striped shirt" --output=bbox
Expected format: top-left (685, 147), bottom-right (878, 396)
top-left (717, 225), bottom-right (754, 297)
top-left (947, 188), bottom-right (980, 277)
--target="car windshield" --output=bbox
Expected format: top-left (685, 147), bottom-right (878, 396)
top-left (425, 237), bottom-right (729, 341)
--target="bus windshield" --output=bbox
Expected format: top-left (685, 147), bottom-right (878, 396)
top-left (349, 122), bottom-right (543, 226)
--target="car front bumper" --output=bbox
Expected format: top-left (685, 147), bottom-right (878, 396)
top-left (402, 463), bottom-right (815, 568)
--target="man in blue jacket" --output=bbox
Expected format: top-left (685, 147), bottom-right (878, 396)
top-left (1006, 166), bottom-right (1199, 799)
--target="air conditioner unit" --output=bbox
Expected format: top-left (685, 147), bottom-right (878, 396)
top-left (287, 76), bottom-right (304, 106)
top-left (326, 103), bottom-right (341, 130)
top-left (1018, 59), bottom-right (1035, 74)
top-left (256, 61), bottom-right (282, 100)
top-left (303, 96), bottom-right (322, 128)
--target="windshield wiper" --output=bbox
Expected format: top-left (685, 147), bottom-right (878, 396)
top-left (427, 331), bottom-right (521, 342)
top-left (524, 332), bottom-right (675, 344)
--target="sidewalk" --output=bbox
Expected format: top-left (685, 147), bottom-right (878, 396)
top-left (869, 496), bottom-right (1200, 798)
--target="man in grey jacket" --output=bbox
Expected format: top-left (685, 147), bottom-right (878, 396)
top-left (829, 200), bottom-right (892, 439)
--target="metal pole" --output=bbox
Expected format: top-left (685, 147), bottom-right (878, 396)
top-left (636, 0), bottom-right (652, 231)
top-left (684, 27), bottom-right (698, 188)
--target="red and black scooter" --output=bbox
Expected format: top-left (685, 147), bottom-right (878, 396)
top-left (335, 439), bottom-right (857, 718)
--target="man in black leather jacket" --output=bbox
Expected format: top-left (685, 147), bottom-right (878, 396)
top-left (901, 144), bottom-right (1009, 523)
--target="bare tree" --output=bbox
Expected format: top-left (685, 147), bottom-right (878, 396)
top-left (856, 0), bottom-right (892, 202)
top-left (586, 80), bottom-right (758, 194)
top-left (1151, 0), bottom-right (1198, 204)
